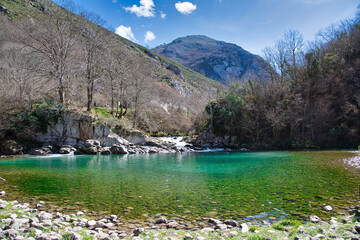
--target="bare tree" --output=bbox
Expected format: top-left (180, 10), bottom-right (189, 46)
top-left (284, 30), bottom-right (304, 82)
top-left (103, 48), bottom-right (131, 117)
top-left (77, 11), bottom-right (108, 111)
top-left (20, 8), bottom-right (79, 104)
top-left (129, 61), bottom-right (152, 129)
top-left (0, 46), bottom-right (43, 107)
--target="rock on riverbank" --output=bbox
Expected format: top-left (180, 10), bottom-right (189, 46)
top-left (1, 197), bottom-right (360, 239)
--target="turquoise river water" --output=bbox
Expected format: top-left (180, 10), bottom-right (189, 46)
top-left (0, 151), bottom-right (359, 221)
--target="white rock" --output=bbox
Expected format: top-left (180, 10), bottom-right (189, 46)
top-left (310, 215), bottom-right (321, 223)
top-left (229, 231), bottom-right (239, 236)
top-left (201, 228), bottom-right (214, 232)
top-left (43, 220), bottom-right (53, 226)
top-left (97, 232), bottom-right (110, 239)
top-left (314, 234), bottom-right (326, 239)
top-left (184, 233), bottom-right (193, 239)
top-left (69, 233), bottom-right (83, 240)
top-left (241, 223), bottom-right (249, 233)
top-left (324, 205), bottom-right (333, 211)
top-left (155, 216), bottom-right (167, 224)
top-left (215, 224), bottom-right (228, 230)
top-left (105, 222), bottom-right (114, 228)
top-left (76, 211), bottom-right (85, 216)
top-left (87, 220), bottom-right (97, 228)
top-left (38, 212), bottom-right (53, 221)
top-left (166, 221), bottom-right (179, 228)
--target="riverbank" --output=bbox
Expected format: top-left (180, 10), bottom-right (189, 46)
top-left (1, 195), bottom-right (360, 240)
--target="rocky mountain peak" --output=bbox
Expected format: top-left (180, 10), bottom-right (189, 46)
top-left (153, 35), bottom-right (269, 85)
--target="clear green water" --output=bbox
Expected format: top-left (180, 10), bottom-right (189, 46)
top-left (0, 151), bottom-right (359, 221)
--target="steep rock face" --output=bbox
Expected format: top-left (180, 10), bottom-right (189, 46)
top-left (34, 112), bottom-right (127, 147)
top-left (153, 35), bottom-right (269, 85)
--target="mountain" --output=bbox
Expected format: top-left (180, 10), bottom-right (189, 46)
top-left (0, 0), bottom-right (224, 136)
top-left (153, 35), bottom-right (269, 85)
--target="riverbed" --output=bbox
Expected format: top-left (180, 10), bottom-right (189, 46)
top-left (0, 151), bottom-right (359, 222)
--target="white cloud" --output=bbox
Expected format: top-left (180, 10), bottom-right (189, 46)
top-left (144, 31), bottom-right (156, 43)
top-left (115, 25), bottom-right (137, 42)
top-left (175, 2), bottom-right (197, 15)
top-left (124, 0), bottom-right (155, 18)
top-left (160, 11), bottom-right (166, 19)
top-left (112, 0), bottom-right (117, 3)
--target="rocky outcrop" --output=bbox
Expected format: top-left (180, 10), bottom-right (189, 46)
top-left (33, 111), bottom-right (127, 148)
top-left (0, 140), bottom-right (23, 155)
top-left (194, 129), bottom-right (239, 148)
top-left (1, 111), bottom-right (192, 156)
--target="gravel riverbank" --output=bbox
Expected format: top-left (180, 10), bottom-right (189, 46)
top-left (1, 195), bottom-right (360, 240)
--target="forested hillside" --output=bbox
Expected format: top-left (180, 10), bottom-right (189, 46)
top-left (201, 18), bottom-right (360, 149)
top-left (0, 0), bottom-right (223, 142)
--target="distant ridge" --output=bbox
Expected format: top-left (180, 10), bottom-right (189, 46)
top-left (153, 35), bottom-right (269, 85)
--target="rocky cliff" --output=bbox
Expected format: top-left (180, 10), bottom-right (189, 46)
top-left (33, 111), bottom-right (126, 147)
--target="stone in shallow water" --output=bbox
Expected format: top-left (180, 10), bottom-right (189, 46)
top-left (167, 221), bottom-right (179, 228)
top-left (215, 224), bottom-right (228, 230)
top-left (309, 215), bottom-right (321, 223)
top-left (38, 212), bottom-right (52, 221)
top-left (208, 218), bottom-right (222, 225)
top-left (155, 217), bottom-right (167, 224)
top-left (201, 228), bottom-right (214, 232)
top-left (133, 227), bottom-right (144, 236)
top-left (324, 205), bottom-right (333, 211)
top-left (224, 219), bottom-right (239, 227)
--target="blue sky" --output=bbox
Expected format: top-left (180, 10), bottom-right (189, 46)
top-left (58, 0), bottom-right (359, 55)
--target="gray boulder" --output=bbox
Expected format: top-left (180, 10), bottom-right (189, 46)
top-left (100, 147), bottom-right (112, 155)
top-left (155, 217), bottom-right (168, 224)
top-left (0, 5), bottom-right (8, 13)
top-left (1, 229), bottom-right (19, 239)
top-left (133, 228), bottom-right (144, 236)
top-left (59, 145), bottom-right (77, 154)
top-left (1, 140), bottom-right (23, 155)
top-left (224, 219), bottom-right (239, 227)
top-left (110, 145), bottom-right (128, 154)
top-left (310, 215), bottom-right (321, 223)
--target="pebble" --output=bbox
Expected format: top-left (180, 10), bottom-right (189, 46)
top-left (324, 205), bottom-right (333, 211)
top-left (310, 215), bottom-right (321, 223)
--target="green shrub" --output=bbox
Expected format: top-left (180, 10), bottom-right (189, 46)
top-left (11, 100), bottom-right (66, 134)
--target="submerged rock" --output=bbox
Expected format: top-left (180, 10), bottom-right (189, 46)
top-left (324, 205), bottom-right (333, 211)
top-left (310, 215), bottom-right (321, 223)
top-left (155, 217), bottom-right (168, 224)
top-left (224, 219), bottom-right (239, 227)
top-left (133, 227), bottom-right (144, 236)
